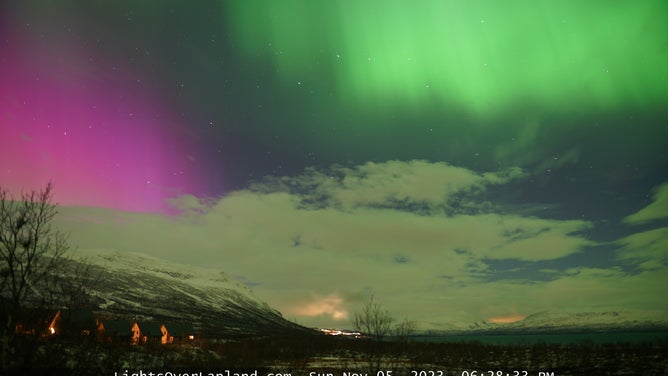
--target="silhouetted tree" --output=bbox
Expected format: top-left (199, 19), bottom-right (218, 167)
top-left (352, 294), bottom-right (394, 340)
top-left (0, 182), bottom-right (69, 369)
top-left (394, 316), bottom-right (417, 341)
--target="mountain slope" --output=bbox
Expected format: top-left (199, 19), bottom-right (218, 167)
top-left (428, 310), bottom-right (668, 335)
top-left (502, 310), bottom-right (668, 332)
top-left (67, 249), bottom-right (312, 338)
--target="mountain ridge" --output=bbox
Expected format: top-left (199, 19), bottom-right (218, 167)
top-left (423, 309), bottom-right (668, 335)
top-left (65, 249), bottom-right (314, 338)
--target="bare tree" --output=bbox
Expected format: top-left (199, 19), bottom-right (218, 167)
top-left (352, 294), bottom-right (394, 340)
top-left (394, 316), bottom-right (417, 341)
top-left (0, 182), bottom-right (69, 368)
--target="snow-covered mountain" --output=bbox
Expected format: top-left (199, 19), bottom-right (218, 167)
top-left (501, 310), bottom-right (668, 332)
top-left (429, 310), bottom-right (668, 335)
top-left (65, 249), bottom-right (312, 338)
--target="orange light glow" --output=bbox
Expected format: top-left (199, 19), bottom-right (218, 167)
top-left (488, 314), bottom-right (527, 324)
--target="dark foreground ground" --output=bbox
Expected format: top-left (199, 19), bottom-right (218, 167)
top-left (6, 334), bottom-right (667, 376)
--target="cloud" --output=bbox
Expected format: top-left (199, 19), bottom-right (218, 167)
top-left (624, 183), bottom-right (668, 225)
top-left (55, 160), bottom-right (660, 329)
top-left (289, 293), bottom-right (349, 321)
top-left (253, 160), bottom-right (525, 214)
top-left (615, 227), bottom-right (668, 271)
top-left (488, 314), bottom-right (527, 324)
top-left (165, 194), bottom-right (212, 216)
top-left (529, 267), bottom-right (668, 315)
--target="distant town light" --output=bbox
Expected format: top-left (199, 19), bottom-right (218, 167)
top-left (319, 328), bottom-right (362, 338)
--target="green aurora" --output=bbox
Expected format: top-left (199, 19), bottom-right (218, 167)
top-left (226, 0), bottom-right (667, 118)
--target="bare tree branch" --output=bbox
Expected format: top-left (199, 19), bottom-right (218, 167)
top-left (352, 294), bottom-right (394, 340)
top-left (0, 182), bottom-right (70, 369)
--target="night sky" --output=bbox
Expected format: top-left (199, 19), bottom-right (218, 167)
top-left (1, 1), bottom-right (667, 330)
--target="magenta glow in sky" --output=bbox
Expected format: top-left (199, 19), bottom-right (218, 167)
top-left (0, 30), bottom-right (203, 212)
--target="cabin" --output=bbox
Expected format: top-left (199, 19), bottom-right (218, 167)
top-left (0, 302), bottom-right (100, 339)
top-left (163, 322), bottom-right (197, 344)
top-left (97, 319), bottom-right (133, 344)
top-left (60, 308), bottom-right (97, 337)
top-left (134, 321), bottom-right (167, 344)
top-left (46, 309), bottom-right (62, 336)
top-left (13, 308), bottom-right (61, 336)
